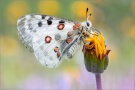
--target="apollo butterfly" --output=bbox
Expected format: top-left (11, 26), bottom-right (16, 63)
top-left (17, 8), bottom-right (100, 68)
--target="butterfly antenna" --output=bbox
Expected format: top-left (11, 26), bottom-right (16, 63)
top-left (89, 13), bottom-right (92, 17)
top-left (86, 8), bottom-right (89, 24)
top-left (86, 8), bottom-right (92, 25)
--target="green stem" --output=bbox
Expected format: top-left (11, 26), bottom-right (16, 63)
top-left (95, 74), bottom-right (102, 90)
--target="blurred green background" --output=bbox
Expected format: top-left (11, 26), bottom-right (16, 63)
top-left (0, 0), bottom-right (134, 90)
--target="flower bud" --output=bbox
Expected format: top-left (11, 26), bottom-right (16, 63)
top-left (82, 32), bottom-right (110, 74)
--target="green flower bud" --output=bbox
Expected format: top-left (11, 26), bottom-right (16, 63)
top-left (83, 46), bottom-right (110, 74)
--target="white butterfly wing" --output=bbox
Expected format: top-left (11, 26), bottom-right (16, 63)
top-left (17, 14), bottom-right (80, 68)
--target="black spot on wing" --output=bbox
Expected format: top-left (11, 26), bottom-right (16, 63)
top-left (38, 21), bottom-right (42, 27)
top-left (48, 17), bottom-right (53, 20)
top-left (42, 15), bottom-right (46, 19)
top-left (59, 20), bottom-right (65, 23)
top-left (47, 20), bottom-right (52, 25)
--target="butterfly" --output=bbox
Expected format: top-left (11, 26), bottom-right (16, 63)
top-left (17, 8), bottom-right (99, 68)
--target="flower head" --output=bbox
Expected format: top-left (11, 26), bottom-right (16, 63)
top-left (82, 30), bottom-right (110, 73)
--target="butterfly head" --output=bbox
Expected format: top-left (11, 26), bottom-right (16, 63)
top-left (81, 20), bottom-right (92, 28)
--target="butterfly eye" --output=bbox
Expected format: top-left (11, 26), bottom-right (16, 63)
top-left (87, 22), bottom-right (90, 27)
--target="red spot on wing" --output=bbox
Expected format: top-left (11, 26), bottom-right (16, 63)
top-left (45, 36), bottom-right (52, 43)
top-left (57, 24), bottom-right (65, 30)
top-left (54, 47), bottom-right (59, 52)
top-left (76, 23), bottom-right (80, 27)
top-left (57, 52), bottom-right (60, 57)
top-left (73, 23), bottom-right (80, 30)
top-left (67, 31), bottom-right (73, 36)
top-left (73, 25), bottom-right (77, 30)
top-left (66, 38), bottom-right (73, 44)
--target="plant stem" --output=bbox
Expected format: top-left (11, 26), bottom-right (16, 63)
top-left (95, 74), bottom-right (102, 90)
